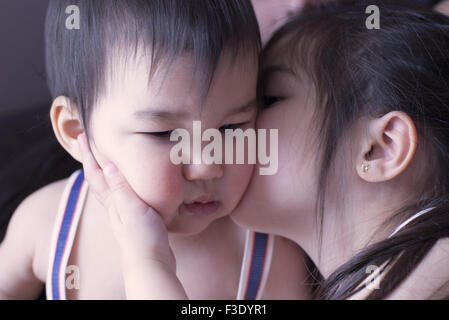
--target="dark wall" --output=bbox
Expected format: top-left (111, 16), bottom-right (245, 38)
top-left (0, 0), bottom-right (56, 170)
top-left (0, 0), bottom-right (51, 116)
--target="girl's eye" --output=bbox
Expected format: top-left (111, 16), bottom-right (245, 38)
top-left (261, 95), bottom-right (283, 108)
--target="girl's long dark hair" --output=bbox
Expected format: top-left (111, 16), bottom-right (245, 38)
top-left (261, 0), bottom-right (449, 299)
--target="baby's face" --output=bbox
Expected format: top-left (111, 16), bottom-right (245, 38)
top-left (88, 51), bottom-right (258, 235)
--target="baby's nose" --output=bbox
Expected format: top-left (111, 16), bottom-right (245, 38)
top-left (183, 163), bottom-right (223, 181)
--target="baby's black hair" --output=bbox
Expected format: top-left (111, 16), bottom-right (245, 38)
top-left (0, 0), bottom-right (260, 259)
top-left (45, 0), bottom-right (261, 133)
top-left (0, 1), bottom-right (260, 299)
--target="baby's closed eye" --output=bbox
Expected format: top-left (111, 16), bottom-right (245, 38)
top-left (137, 121), bottom-right (252, 139)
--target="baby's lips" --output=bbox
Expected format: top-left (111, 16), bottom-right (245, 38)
top-left (183, 201), bottom-right (221, 215)
top-left (185, 194), bottom-right (217, 205)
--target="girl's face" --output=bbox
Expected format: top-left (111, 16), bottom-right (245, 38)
top-left (231, 60), bottom-right (322, 241)
top-left (88, 52), bottom-right (258, 235)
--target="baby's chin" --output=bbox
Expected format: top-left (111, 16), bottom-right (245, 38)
top-left (229, 213), bottom-right (268, 235)
top-left (228, 200), bottom-right (253, 230)
top-left (166, 220), bottom-right (210, 236)
top-left (228, 192), bottom-right (269, 234)
top-left (164, 207), bottom-right (230, 236)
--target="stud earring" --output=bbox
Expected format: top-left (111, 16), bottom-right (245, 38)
top-left (362, 162), bottom-right (370, 173)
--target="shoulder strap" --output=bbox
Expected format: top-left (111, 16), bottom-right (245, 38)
top-left (46, 170), bottom-right (88, 300)
top-left (236, 230), bottom-right (275, 300)
top-left (355, 206), bottom-right (437, 294)
top-left (389, 206), bottom-right (436, 238)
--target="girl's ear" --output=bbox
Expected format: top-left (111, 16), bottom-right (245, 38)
top-left (50, 96), bottom-right (85, 162)
top-left (356, 111), bottom-right (418, 183)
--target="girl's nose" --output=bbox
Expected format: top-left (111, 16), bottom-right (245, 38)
top-left (183, 163), bottom-right (224, 181)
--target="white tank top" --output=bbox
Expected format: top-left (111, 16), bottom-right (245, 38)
top-left (46, 169), bottom-right (275, 300)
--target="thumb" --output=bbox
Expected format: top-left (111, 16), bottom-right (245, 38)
top-left (103, 163), bottom-right (151, 222)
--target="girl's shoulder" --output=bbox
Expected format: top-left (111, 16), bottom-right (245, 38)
top-left (387, 237), bottom-right (449, 300)
top-left (350, 237), bottom-right (449, 300)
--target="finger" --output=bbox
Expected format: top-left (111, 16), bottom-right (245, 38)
top-left (77, 133), bottom-right (110, 203)
top-left (77, 133), bottom-right (123, 227)
top-left (103, 163), bottom-right (159, 223)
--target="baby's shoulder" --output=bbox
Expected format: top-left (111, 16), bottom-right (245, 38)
top-left (8, 178), bottom-right (69, 241)
top-left (262, 236), bottom-right (313, 299)
top-left (17, 177), bottom-right (71, 281)
top-left (22, 178), bottom-right (69, 224)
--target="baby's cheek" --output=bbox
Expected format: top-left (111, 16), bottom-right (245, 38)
top-left (125, 160), bottom-right (184, 218)
top-left (223, 163), bottom-right (254, 211)
top-left (91, 130), bottom-right (184, 217)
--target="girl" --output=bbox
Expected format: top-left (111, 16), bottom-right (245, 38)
top-left (232, 1), bottom-right (449, 299)
top-left (0, 0), bottom-right (309, 300)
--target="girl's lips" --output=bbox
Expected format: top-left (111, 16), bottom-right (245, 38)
top-left (183, 201), bottom-right (221, 215)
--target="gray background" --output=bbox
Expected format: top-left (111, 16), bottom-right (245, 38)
top-left (0, 0), bottom-right (51, 116)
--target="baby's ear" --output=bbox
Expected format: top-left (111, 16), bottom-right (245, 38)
top-left (356, 111), bottom-right (418, 183)
top-left (50, 96), bottom-right (84, 162)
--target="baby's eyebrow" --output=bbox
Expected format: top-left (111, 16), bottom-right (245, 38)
top-left (132, 108), bottom-right (190, 121)
top-left (132, 99), bottom-right (257, 121)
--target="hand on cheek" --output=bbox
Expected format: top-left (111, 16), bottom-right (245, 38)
top-left (77, 133), bottom-right (175, 270)
top-left (77, 133), bottom-right (189, 299)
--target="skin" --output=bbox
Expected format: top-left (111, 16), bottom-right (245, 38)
top-left (230, 52), bottom-right (449, 298)
top-left (250, 0), bottom-right (334, 44)
top-left (251, 0), bottom-right (305, 44)
top-left (435, 0), bottom-right (449, 15)
top-left (78, 132), bottom-right (187, 299)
